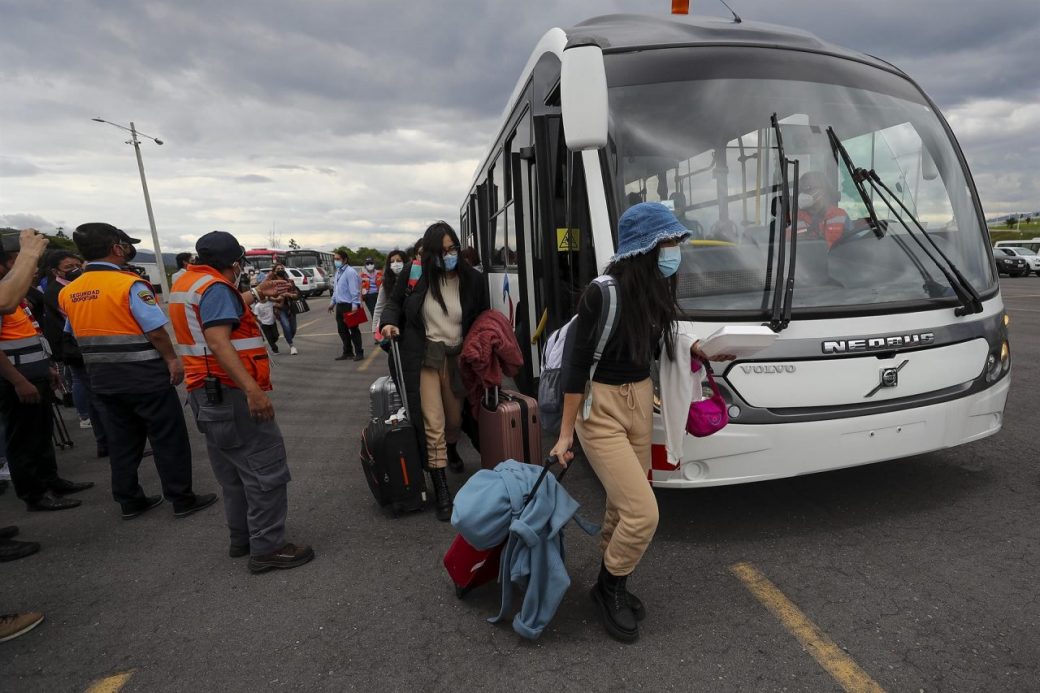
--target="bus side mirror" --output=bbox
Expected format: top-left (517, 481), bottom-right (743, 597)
top-left (561, 44), bottom-right (608, 151)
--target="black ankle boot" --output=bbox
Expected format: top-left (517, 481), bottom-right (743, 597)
top-left (446, 443), bottom-right (464, 474)
top-left (590, 562), bottom-right (639, 642)
top-left (430, 468), bottom-right (452, 522)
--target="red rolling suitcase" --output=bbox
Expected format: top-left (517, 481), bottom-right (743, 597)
top-left (478, 387), bottom-right (541, 470)
top-left (443, 456), bottom-right (563, 597)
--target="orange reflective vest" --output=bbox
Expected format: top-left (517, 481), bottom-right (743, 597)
top-left (58, 268), bottom-right (162, 366)
top-left (0, 302), bottom-right (48, 372)
top-left (360, 269), bottom-right (383, 294)
top-left (169, 264), bottom-right (271, 392)
top-left (796, 206), bottom-right (849, 248)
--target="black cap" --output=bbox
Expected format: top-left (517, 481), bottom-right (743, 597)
top-left (195, 231), bottom-right (245, 267)
top-left (74, 222), bottom-right (140, 247)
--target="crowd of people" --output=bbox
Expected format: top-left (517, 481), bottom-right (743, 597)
top-left (2, 204), bottom-right (723, 645)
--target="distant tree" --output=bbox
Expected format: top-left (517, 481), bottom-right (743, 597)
top-left (45, 233), bottom-right (77, 252)
top-left (288, 238), bottom-right (300, 250)
top-left (54, 226), bottom-right (69, 239)
top-left (1006, 216), bottom-right (1018, 229)
top-left (1025, 216), bottom-right (1033, 224)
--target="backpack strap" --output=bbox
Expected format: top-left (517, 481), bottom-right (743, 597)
top-left (588, 276), bottom-right (619, 383)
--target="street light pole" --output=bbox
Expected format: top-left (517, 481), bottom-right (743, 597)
top-left (91, 117), bottom-right (170, 299)
top-left (128, 121), bottom-right (169, 298)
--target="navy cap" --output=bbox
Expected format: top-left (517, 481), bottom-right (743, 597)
top-left (195, 231), bottom-right (245, 267)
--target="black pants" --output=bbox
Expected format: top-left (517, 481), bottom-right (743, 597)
top-left (96, 387), bottom-right (196, 510)
top-left (260, 322), bottom-right (280, 352)
top-left (0, 378), bottom-right (59, 502)
top-left (363, 292), bottom-right (378, 317)
top-left (70, 363), bottom-right (109, 449)
top-left (335, 303), bottom-right (363, 357)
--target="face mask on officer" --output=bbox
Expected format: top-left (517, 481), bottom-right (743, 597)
top-left (232, 261), bottom-right (244, 287)
top-left (115, 241), bottom-right (137, 263)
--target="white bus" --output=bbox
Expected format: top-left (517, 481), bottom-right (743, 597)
top-left (995, 238), bottom-right (1040, 255)
top-left (461, 14), bottom-right (1010, 487)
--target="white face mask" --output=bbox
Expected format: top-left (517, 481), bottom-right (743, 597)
top-left (233, 262), bottom-right (244, 286)
top-left (365, 263), bottom-right (375, 271)
top-left (390, 261), bottom-right (404, 273)
top-left (797, 193), bottom-right (815, 209)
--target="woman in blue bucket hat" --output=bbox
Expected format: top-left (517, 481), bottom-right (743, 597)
top-left (549, 202), bottom-right (734, 643)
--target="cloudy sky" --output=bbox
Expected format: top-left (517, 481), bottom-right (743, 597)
top-left (1, 0), bottom-right (1037, 253)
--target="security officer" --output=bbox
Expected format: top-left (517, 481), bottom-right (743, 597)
top-left (170, 231), bottom-right (314, 573)
top-left (0, 230), bottom-right (93, 511)
top-left (60, 223), bottom-right (217, 520)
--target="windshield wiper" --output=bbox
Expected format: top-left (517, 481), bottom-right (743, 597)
top-left (765, 113), bottom-right (798, 332)
top-left (825, 127), bottom-right (983, 316)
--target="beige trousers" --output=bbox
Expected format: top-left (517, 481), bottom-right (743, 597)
top-left (419, 362), bottom-right (462, 470)
top-left (576, 378), bottom-right (658, 576)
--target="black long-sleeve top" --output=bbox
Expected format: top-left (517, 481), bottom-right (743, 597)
top-left (563, 282), bottom-right (660, 394)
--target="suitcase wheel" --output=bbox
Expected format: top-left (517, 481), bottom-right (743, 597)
top-left (455, 585), bottom-right (472, 599)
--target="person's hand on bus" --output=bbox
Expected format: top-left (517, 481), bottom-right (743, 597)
top-left (691, 340), bottom-right (736, 362)
top-left (548, 433), bottom-right (574, 468)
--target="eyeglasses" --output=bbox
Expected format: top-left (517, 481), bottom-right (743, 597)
top-left (443, 244), bottom-right (460, 256)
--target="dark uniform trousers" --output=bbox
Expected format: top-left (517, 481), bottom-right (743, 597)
top-left (188, 387), bottom-right (290, 556)
top-left (96, 386), bottom-right (196, 509)
top-left (0, 378), bottom-right (59, 502)
top-left (335, 303), bottom-right (363, 357)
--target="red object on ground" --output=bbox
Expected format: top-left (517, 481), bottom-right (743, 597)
top-left (444, 533), bottom-right (503, 598)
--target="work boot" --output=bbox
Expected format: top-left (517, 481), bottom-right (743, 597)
top-left (446, 443), bottom-right (464, 474)
top-left (430, 468), bottom-right (453, 522)
top-left (248, 543), bottom-right (315, 574)
top-left (590, 561), bottom-right (639, 643)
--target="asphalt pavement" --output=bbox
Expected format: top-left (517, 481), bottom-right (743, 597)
top-left (2, 281), bottom-right (1039, 692)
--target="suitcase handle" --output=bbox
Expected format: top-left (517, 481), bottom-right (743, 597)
top-left (389, 338), bottom-right (412, 423)
top-left (522, 456), bottom-right (567, 510)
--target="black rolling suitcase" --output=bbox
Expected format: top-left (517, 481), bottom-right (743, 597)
top-left (359, 341), bottom-right (427, 516)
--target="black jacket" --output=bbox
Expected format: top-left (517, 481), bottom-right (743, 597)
top-left (42, 280), bottom-right (83, 364)
top-left (380, 263), bottom-right (489, 462)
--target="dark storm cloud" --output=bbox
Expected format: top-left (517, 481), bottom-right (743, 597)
top-left (0, 0), bottom-right (1036, 244)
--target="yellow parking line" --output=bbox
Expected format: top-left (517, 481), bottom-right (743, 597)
top-left (730, 562), bottom-right (884, 693)
top-left (358, 348), bottom-right (381, 371)
top-left (85, 670), bottom-right (135, 693)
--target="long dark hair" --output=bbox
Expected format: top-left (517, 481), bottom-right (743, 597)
top-left (382, 249), bottom-right (407, 295)
top-left (420, 221), bottom-right (461, 314)
top-left (603, 244), bottom-right (679, 361)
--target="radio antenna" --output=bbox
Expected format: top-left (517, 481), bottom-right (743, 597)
top-left (718, 0), bottom-right (742, 23)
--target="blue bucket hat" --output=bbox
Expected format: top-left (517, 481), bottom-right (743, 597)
top-left (611, 202), bottom-right (691, 262)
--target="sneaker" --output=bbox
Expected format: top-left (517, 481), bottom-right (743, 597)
top-left (0, 539), bottom-right (41, 562)
top-left (248, 543), bottom-right (315, 574)
top-left (0, 462), bottom-right (10, 482)
top-left (121, 495), bottom-right (164, 520)
top-left (289, 346), bottom-right (299, 355)
top-left (0, 612), bottom-right (44, 642)
top-left (173, 493), bottom-right (218, 518)
top-left (79, 418), bottom-right (93, 429)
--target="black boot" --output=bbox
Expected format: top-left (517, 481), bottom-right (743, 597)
top-left (430, 468), bottom-right (452, 522)
top-left (590, 562), bottom-right (639, 642)
top-left (446, 443), bottom-right (464, 474)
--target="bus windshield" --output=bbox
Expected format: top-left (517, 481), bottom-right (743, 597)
top-left (606, 47), bottom-right (996, 317)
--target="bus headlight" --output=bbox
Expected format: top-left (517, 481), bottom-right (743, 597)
top-left (986, 341), bottom-right (1011, 382)
top-left (1000, 340), bottom-right (1010, 373)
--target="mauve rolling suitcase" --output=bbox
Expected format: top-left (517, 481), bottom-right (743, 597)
top-left (478, 387), bottom-right (541, 470)
top-left (443, 456), bottom-right (564, 597)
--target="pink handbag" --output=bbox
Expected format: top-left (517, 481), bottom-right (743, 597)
top-left (686, 359), bottom-right (728, 437)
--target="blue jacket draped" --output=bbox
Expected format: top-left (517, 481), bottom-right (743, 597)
top-left (451, 460), bottom-right (597, 640)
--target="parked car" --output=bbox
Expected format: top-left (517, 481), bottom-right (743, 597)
top-left (994, 252), bottom-right (1030, 277)
top-left (995, 246), bottom-right (1040, 275)
top-left (298, 267), bottom-right (328, 296)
